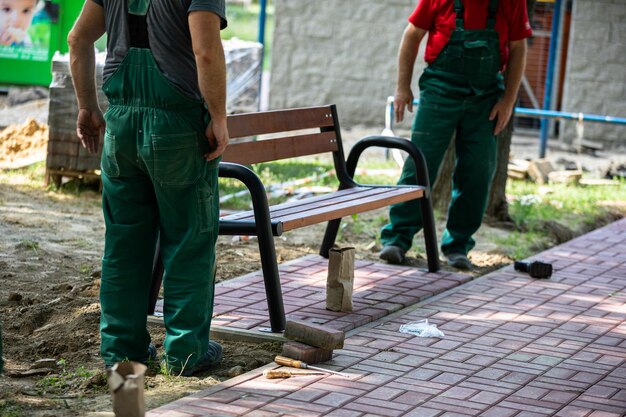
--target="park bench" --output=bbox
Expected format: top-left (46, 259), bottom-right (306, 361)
top-left (149, 104), bottom-right (439, 332)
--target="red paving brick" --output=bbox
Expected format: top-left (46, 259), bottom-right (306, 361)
top-left (148, 219), bottom-right (626, 416)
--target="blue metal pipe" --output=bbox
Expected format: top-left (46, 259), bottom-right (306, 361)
top-left (258, 0), bottom-right (267, 46)
top-left (514, 108), bottom-right (626, 124)
top-left (257, 0), bottom-right (268, 111)
top-left (386, 97), bottom-right (626, 133)
top-left (539, 0), bottom-right (562, 158)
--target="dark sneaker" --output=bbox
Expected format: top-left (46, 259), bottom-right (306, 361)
top-left (143, 343), bottom-right (158, 364)
top-left (446, 253), bottom-right (472, 270)
top-left (379, 245), bottom-right (406, 264)
top-left (180, 340), bottom-right (223, 377)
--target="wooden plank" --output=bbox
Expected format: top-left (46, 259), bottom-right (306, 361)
top-left (228, 106), bottom-right (335, 139)
top-left (222, 131), bottom-right (338, 165)
top-left (278, 188), bottom-right (423, 231)
top-left (265, 187), bottom-right (409, 221)
top-left (222, 187), bottom-right (379, 221)
top-left (221, 186), bottom-right (424, 232)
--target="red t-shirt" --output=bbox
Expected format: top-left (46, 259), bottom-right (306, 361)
top-left (409, 0), bottom-right (532, 68)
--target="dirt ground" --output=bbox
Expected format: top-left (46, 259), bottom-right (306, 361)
top-left (0, 116), bottom-right (623, 416)
top-left (0, 159), bottom-right (529, 416)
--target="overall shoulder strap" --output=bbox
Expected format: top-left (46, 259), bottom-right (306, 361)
top-left (454, 0), bottom-right (464, 30)
top-left (487, 0), bottom-right (499, 29)
top-left (128, 0), bottom-right (152, 48)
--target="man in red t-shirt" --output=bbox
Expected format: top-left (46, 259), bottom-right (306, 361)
top-left (380, 0), bottom-right (532, 269)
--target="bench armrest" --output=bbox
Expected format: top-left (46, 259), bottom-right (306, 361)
top-left (346, 135), bottom-right (432, 195)
top-left (218, 162), bottom-right (282, 236)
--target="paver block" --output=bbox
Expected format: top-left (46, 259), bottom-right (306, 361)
top-left (284, 319), bottom-right (345, 349)
top-left (281, 341), bottom-right (333, 364)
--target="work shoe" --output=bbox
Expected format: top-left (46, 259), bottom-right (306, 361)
top-left (446, 253), bottom-right (473, 270)
top-left (379, 245), bottom-right (406, 264)
top-left (143, 343), bottom-right (158, 364)
top-left (179, 340), bottom-right (223, 377)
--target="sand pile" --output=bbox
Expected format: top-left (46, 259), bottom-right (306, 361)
top-left (0, 118), bottom-right (49, 168)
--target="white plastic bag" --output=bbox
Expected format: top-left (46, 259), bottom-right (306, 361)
top-left (399, 319), bottom-right (445, 338)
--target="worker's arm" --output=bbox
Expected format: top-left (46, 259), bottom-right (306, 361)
top-left (395, 23), bottom-right (427, 124)
top-left (67, 1), bottom-right (106, 154)
top-left (189, 11), bottom-right (228, 161)
top-left (489, 38), bottom-right (527, 135)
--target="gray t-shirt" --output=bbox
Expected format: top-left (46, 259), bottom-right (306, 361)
top-left (91, 0), bottom-right (227, 100)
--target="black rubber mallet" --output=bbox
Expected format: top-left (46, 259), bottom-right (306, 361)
top-left (514, 260), bottom-right (553, 279)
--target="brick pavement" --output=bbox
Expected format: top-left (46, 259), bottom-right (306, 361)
top-left (148, 219), bottom-right (626, 416)
top-left (155, 256), bottom-right (469, 333)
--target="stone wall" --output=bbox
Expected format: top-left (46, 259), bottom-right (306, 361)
top-left (560, 0), bottom-right (626, 147)
top-left (269, 0), bottom-right (423, 128)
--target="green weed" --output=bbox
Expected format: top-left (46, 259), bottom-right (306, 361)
top-left (17, 239), bottom-right (39, 254)
top-left (0, 400), bottom-right (24, 417)
top-left (35, 359), bottom-right (95, 396)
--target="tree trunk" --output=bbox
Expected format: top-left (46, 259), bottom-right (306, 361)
top-left (431, 136), bottom-right (455, 213)
top-left (486, 120), bottom-right (514, 221)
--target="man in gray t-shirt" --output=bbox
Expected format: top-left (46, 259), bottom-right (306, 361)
top-left (92, 0), bottom-right (227, 100)
top-left (67, 0), bottom-right (229, 375)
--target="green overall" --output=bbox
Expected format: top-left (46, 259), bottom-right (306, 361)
top-left (99, 0), bottom-right (219, 370)
top-left (381, 0), bottom-right (504, 256)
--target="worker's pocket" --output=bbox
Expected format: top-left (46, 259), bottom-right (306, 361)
top-left (463, 41), bottom-right (497, 75)
top-left (196, 168), bottom-right (219, 233)
top-left (101, 131), bottom-right (120, 178)
top-left (151, 132), bottom-right (201, 186)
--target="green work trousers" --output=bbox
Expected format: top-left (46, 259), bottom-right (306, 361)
top-left (99, 48), bottom-right (219, 370)
top-left (381, 74), bottom-right (499, 255)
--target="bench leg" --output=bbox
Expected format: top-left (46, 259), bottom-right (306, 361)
top-left (256, 222), bottom-right (287, 332)
top-left (320, 218), bottom-right (341, 258)
top-left (420, 197), bottom-right (440, 272)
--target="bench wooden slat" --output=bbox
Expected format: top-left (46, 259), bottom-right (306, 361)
top-left (222, 187), bottom-right (376, 221)
top-left (227, 106), bottom-right (335, 139)
top-left (222, 131), bottom-right (339, 165)
top-left (221, 186), bottom-right (424, 232)
top-left (279, 187), bottom-right (424, 231)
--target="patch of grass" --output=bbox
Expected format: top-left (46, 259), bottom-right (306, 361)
top-left (78, 264), bottom-right (92, 275)
top-left (0, 400), bottom-right (24, 417)
top-left (494, 230), bottom-right (552, 260)
top-left (498, 179), bottom-right (626, 258)
top-left (35, 359), bottom-right (95, 396)
top-left (0, 161), bottom-right (46, 189)
top-left (17, 239), bottom-right (40, 254)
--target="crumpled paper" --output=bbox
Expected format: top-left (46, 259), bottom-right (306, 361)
top-left (399, 319), bottom-right (445, 338)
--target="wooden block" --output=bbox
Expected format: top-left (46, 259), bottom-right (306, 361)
top-left (284, 319), bottom-right (345, 350)
top-left (507, 163), bottom-right (528, 180)
top-left (528, 159), bottom-right (555, 184)
top-left (548, 170), bottom-right (582, 184)
top-left (281, 341), bottom-right (332, 365)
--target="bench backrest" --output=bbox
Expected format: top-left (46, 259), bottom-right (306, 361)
top-left (222, 105), bottom-right (343, 165)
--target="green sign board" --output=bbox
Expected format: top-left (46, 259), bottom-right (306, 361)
top-left (0, 0), bottom-right (83, 86)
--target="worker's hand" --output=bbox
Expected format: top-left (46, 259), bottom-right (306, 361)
top-left (76, 108), bottom-right (105, 154)
top-left (394, 88), bottom-right (414, 124)
top-left (489, 98), bottom-right (515, 135)
top-left (204, 117), bottom-right (229, 161)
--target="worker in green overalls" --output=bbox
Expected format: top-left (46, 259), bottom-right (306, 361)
top-left (68, 0), bottom-right (228, 376)
top-left (380, 0), bottom-right (531, 269)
